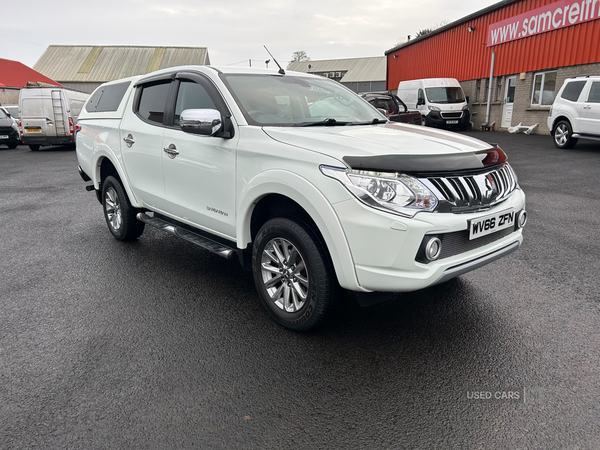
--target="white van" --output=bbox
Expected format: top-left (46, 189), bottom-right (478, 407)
top-left (18, 87), bottom-right (89, 151)
top-left (397, 78), bottom-right (470, 130)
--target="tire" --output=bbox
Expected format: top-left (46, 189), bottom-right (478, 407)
top-left (553, 120), bottom-right (578, 149)
top-left (101, 175), bottom-right (145, 241)
top-left (252, 217), bottom-right (339, 331)
top-left (29, 145), bottom-right (41, 151)
top-left (7, 143), bottom-right (18, 149)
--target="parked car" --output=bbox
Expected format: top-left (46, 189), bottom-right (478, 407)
top-left (0, 106), bottom-right (20, 149)
top-left (398, 78), bottom-right (470, 130)
top-left (360, 91), bottom-right (422, 125)
top-left (18, 87), bottom-right (89, 151)
top-left (548, 75), bottom-right (600, 148)
top-left (76, 66), bottom-right (526, 331)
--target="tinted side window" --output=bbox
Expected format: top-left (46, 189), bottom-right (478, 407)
top-left (587, 82), bottom-right (600, 103)
top-left (85, 88), bottom-right (104, 112)
top-left (174, 80), bottom-right (217, 125)
top-left (96, 82), bottom-right (131, 112)
top-left (561, 81), bottom-right (586, 102)
top-left (137, 81), bottom-right (170, 124)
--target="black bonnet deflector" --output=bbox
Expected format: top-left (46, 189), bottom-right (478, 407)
top-left (343, 148), bottom-right (507, 175)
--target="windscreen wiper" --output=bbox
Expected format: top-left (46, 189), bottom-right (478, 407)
top-left (345, 118), bottom-right (388, 126)
top-left (293, 118), bottom-right (349, 127)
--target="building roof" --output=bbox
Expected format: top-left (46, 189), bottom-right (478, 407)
top-left (287, 56), bottom-right (386, 83)
top-left (0, 58), bottom-right (61, 88)
top-left (33, 45), bottom-right (211, 83)
top-left (385, 0), bottom-right (519, 54)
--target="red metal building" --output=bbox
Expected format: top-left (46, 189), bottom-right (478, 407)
top-left (385, 0), bottom-right (600, 133)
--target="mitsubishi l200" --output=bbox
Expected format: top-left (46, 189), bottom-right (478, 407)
top-left (76, 66), bottom-right (526, 331)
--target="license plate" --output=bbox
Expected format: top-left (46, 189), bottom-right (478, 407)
top-left (446, 120), bottom-right (459, 124)
top-left (469, 209), bottom-right (515, 240)
top-left (26, 128), bottom-right (41, 133)
top-left (0, 135), bottom-right (8, 139)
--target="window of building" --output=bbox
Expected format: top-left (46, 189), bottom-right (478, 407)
top-left (587, 82), bottom-right (600, 103)
top-left (475, 79), bottom-right (481, 103)
top-left (531, 71), bottom-right (557, 106)
top-left (496, 77), bottom-right (503, 102)
top-left (482, 78), bottom-right (490, 102)
top-left (137, 81), bottom-right (170, 124)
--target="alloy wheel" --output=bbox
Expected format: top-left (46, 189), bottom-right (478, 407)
top-left (260, 237), bottom-right (309, 313)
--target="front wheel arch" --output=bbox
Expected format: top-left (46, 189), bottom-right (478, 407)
top-left (252, 217), bottom-right (340, 331)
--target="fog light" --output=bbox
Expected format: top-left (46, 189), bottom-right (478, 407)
top-left (425, 237), bottom-right (442, 261)
top-left (517, 210), bottom-right (527, 229)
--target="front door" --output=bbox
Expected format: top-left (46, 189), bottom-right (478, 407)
top-left (161, 77), bottom-right (237, 239)
top-left (501, 76), bottom-right (516, 128)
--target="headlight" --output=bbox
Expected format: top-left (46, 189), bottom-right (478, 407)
top-left (11, 122), bottom-right (18, 130)
top-left (462, 104), bottom-right (469, 111)
top-left (321, 166), bottom-right (438, 217)
top-left (428, 106), bottom-right (440, 111)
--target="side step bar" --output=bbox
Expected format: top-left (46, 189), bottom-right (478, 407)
top-left (572, 134), bottom-right (600, 142)
top-left (136, 212), bottom-right (237, 260)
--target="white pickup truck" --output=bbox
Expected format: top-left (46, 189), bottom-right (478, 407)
top-left (76, 65), bottom-right (526, 331)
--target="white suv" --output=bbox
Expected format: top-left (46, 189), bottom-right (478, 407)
top-left (548, 76), bottom-right (600, 148)
top-left (76, 66), bottom-right (526, 331)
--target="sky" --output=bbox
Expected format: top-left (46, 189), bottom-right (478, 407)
top-left (2, 0), bottom-right (501, 69)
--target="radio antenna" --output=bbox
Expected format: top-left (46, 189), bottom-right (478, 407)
top-left (263, 46), bottom-right (285, 75)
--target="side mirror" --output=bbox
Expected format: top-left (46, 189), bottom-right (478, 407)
top-left (465, 95), bottom-right (470, 104)
top-left (417, 98), bottom-right (425, 106)
top-left (180, 109), bottom-right (222, 136)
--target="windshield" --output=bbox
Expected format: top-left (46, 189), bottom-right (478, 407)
top-left (5, 106), bottom-right (18, 117)
top-left (223, 74), bottom-right (385, 126)
top-left (0, 108), bottom-right (7, 119)
top-left (425, 87), bottom-right (465, 104)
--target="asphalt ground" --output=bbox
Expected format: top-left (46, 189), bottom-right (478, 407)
top-left (1, 132), bottom-right (599, 449)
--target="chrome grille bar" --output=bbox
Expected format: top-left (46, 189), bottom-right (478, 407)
top-left (421, 163), bottom-right (517, 213)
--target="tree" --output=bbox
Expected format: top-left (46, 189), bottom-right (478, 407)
top-left (415, 20), bottom-right (450, 38)
top-left (289, 51), bottom-right (310, 67)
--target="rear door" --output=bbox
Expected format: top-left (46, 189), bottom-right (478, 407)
top-left (21, 93), bottom-right (56, 138)
top-left (580, 81), bottom-right (600, 135)
top-left (119, 79), bottom-right (171, 210)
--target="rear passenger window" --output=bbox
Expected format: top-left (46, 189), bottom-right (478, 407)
top-left (560, 81), bottom-right (586, 102)
top-left (137, 81), bottom-right (170, 124)
top-left (174, 80), bottom-right (217, 125)
top-left (86, 82), bottom-right (131, 113)
top-left (587, 82), bottom-right (600, 103)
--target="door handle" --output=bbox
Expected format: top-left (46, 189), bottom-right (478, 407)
top-left (123, 134), bottom-right (135, 147)
top-left (163, 144), bottom-right (179, 159)
top-left (583, 105), bottom-right (592, 110)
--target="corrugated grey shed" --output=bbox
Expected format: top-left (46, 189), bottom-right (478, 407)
top-left (33, 46), bottom-right (210, 83)
top-left (287, 57), bottom-right (385, 83)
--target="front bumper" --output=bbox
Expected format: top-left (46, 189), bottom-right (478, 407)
top-left (332, 188), bottom-right (525, 292)
top-left (0, 127), bottom-right (20, 145)
top-left (425, 110), bottom-right (470, 129)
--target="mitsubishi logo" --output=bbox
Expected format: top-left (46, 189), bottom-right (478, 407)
top-left (484, 174), bottom-right (498, 199)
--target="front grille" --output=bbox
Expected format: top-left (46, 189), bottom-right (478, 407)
top-left (420, 163), bottom-right (517, 213)
top-left (0, 126), bottom-right (14, 134)
top-left (440, 112), bottom-right (463, 119)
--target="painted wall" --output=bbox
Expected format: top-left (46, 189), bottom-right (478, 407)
top-left (386, 0), bottom-right (600, 89)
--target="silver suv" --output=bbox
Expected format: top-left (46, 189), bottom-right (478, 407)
top-left (548, 76), bottom-right (600, 148)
